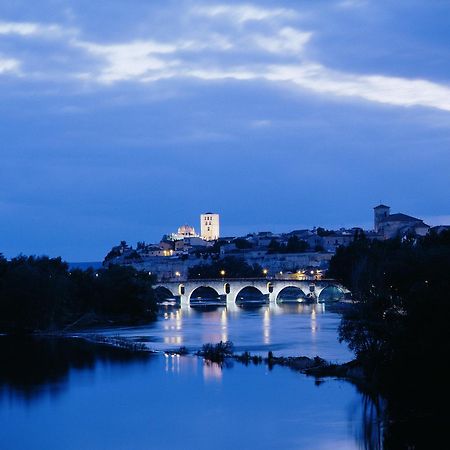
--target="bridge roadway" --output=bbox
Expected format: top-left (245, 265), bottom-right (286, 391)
top-left (154, 278), bottom-right (349, 310)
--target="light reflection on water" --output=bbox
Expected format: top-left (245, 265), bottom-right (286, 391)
top-left (0, 337), bottom-right (367, 450)
top-left (95, 302), bottom-right (352, 362)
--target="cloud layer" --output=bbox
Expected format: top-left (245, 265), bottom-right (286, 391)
top-left (1, 3), bottom-right (450, 113)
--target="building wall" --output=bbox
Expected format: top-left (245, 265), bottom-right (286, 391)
top-left (201, 213), bottom-right (220, 241)
top-left (374, 206), bottom-right (390, 232)
top-left (122, 251), bottom-right (332, 281)
top-left (380, 220), bottom-right (427, 239)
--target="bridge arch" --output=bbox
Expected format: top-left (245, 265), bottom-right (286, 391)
top-left (188, 286), bottom-right (223, 305)
top-left (154, 286), bottom-right (176, 302)
top-left (318, 285), bottom-right (345, 303)
top-left (235, 286), bottom-right (268, 306)
top-left (275, 286), bottom-right (309, 303)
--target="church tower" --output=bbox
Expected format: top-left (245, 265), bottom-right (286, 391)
top-left (201, 213), bottom-right (220, 241)
top-left (374, 204), bottom-right (390, 232)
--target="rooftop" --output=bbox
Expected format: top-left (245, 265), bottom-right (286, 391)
top-left (381, 213), bottom-right (424, 223)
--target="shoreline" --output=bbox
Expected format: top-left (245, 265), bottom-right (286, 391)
top-left (64, 333), bottom-right (366, 387)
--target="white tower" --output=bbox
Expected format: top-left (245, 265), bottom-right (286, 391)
top-left (201, 213), bottom-right (220, 241)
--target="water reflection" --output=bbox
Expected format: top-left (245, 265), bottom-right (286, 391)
top-left (202, 360), bottom-right (223, 382)
top-left (263, 308), bottom-right (270, 344)
top-left (0, 337), bottom-right (440, 449)
top-left (0, 337), bottom-right (363, 449)
top-left (0, 336), bottom-right (152, 402)
top-left (138, 302), bottom-right (338, 359)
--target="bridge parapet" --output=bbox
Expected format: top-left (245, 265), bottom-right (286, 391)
top-left (154, 278), bottom-right (349, 308)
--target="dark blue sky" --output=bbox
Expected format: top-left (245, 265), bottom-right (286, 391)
top-left (1, 0), bottom-right (449, 261)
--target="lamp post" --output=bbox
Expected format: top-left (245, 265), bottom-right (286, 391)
top-left (263, 268), bottom-right (268, 278)
top-left (220, 269), bottom-right (226, 279)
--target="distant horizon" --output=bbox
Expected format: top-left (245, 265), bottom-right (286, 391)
top-left (3, 209), bottom-right (449, 262)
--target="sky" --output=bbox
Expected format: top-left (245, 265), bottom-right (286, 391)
top-left (1, 0), bottom-right (450, 261)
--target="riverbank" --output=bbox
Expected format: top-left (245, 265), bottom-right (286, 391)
top-left (73, 333), bottom-right (366, 386)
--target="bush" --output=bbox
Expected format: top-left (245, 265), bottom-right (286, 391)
top-left (198, 341), bottom-right (234, 362)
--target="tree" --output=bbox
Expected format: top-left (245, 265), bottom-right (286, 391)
top-left (286, 236), bottom-right (308, 253)
top-left (329, 230), bottom-right (450, 394)
top-left (0, 256), bottom-right (157, 333)
top-left (233, 238), bottom-right (253, 249)
top-left (268, 239), bottom-right (282, 253)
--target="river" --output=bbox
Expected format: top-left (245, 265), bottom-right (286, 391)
top-left (0, 304), bottom-right (381, 449)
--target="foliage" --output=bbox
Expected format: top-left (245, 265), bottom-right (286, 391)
top-left (328, 230), bottom-right (450, 393)
top-left (0, 256), bottom-right (157, 333)
top-left (198, 340), bottom-right (234, 363)
top-left (268, 236), bottom-right (309, 253)
top-left (233, 238), bottom-right (253, 249)
top-left (188, 256), bottom-right (264, 279)
top-left (316, 227), bottom-right (335, 237)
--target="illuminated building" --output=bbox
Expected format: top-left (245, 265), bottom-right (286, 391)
top-left (201, 212), bottom-right (220, 241)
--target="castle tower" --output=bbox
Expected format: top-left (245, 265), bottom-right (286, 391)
top-left (374, 204), bottom-right (390, 232)
top-left (201, 213), bottom-right (220, 241)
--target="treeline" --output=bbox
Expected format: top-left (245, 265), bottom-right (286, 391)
top-left (0, 255), bottom-right (157, 333)
top-left (328, 230), bottom-right (450, 395)
top-left (188, 256), bottom-right (264, 279)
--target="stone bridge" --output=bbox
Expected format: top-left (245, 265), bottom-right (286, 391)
top-left (154, 278), bottom-right (349, 309)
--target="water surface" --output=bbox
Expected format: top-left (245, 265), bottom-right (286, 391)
top-left (92, 303), bottom-right (353, 361)
top-left (0, 305), bottom-right (371, 449)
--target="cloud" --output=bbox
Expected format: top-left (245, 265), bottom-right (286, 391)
top-left (0, 57), bottom-right (20, 74)
top-left (0, 21), bottom-right (75, 38)
top-left (265, 64), bottom-right (450, 111)
top-left (251, 27), bottom-right (312, 55)
top-left (180, 62), bottom-right (450, 112)
top-left (336, 0), bottom-right (368, 8)
top-left (74, 40), bottom-right (179, 83)
top-left (61, 32), bottom-right (450, 112)
top-left (250, 119), bottom-right (272, 128)
top-left (2, 6), bottom-right (450, 114)
top-left (193, 4), bottom-right (297, 23)
top-left (180, 34), bottom-right (234, 52)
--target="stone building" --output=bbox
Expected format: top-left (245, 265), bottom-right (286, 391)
top-left (201, 212), bottom-right (220, 241)
top-left (374, 204), bottom-right (429, 239)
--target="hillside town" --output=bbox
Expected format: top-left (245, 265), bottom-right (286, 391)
top-left (103, 205), bottom-right (446, 281)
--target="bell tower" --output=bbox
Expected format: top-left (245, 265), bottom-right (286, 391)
top-left (200, 213), bottom-right (220, 241)
top-left (374, 204), bottom-right (390, 232)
